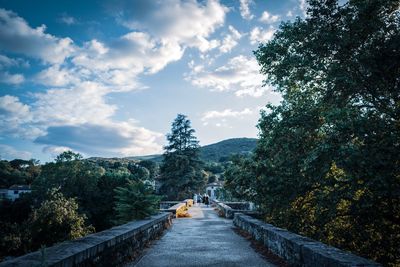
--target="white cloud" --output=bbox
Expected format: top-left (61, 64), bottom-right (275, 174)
top-left (202, 108), bottom-right (253, 121)
top-left (42, 145), bottom-right (71, 157)
top-left (219, 25), bottom-right (242, 53)
top-left (287, 10), bottom-right (293, 17)
top-left (299, 0), bottom-right (308, 16)
top-left (259, 11), bottom-right (280, 24)
top-left (35, 65), bottom-right (80, 87)
top-left (201, 107), bottom-right (255, 127)
top-left (58, 14), bottom-right (77, 25)
top-left (239, 0), bottom-right (254, 20)
top-left (0, 144), bottom-right (32, 160)
top-left (0, 9), bottom-right (75, 64)
top-left (69, 33), bottom-right (185, 91)
top-left (0, 71), bottom-right (24, 84)
top-left (119, 0), bottom-right (228, 53)
top-left (187, 55), bottom-right (272, 97)
top-left (0, 54), bottom-right (29, 68)
top-left (0, 83), bottom-right (164, 157)
top-left (249, 26), bottom-right (275, 45)
top-left (0, 95), bottom-right (41, 139)
top-left (32, 82), bottom-right (116, 127)
top-left (36, 121), bottom-right (163, 157)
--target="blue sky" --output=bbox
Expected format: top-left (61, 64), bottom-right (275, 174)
top-left (0, 0), bottom-right (306, 162)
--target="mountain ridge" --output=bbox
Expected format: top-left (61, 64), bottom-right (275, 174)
top-left (88, 137), bottom-right (257, 163)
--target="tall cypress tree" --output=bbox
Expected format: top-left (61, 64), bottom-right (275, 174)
top-left (159, 114), bottom-right (205, 200)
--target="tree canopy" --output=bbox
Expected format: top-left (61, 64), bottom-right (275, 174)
top-left (159, 114), bottom-right (205, 200)
top-left (225, 0), bottom-right (400, 265)
top-left (114, 179), bottom-right (161, 224)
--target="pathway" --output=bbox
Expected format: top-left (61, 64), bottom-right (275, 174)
top-left (129, 204), bottom-right (276, 267)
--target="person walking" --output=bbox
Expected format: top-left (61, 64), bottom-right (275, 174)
top-left (204, 194), bottom-right (209, 207)
top-left (193, 194), bottom-right (197, 206)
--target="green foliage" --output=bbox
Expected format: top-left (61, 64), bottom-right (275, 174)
top-left (0, 196), bottom-right (32, 259)
top-left (0, 151), bottom-right (159, 260)
top-left (55, 151), bottom-right (82, 163)
top-left (128, 138), bottom-right (257, 163)
top-left (224, 155), bottom-right (257, 201)
top-left (32, 156), bottom-right (105, 228)
top-left (200, 138), bottom-right (257, 162)
top-left (114, 180), bottom-right (161, 224)
top-left (159, 114), bottom-right (206, 200)
top-left (0, 190), bottom-right (92, 260)
top-left (0, 159), bottom-right (41, 187)
top-left (29, 189), bottom-right (93, 248)
top-left (222, 0), bottom-right (400, 265)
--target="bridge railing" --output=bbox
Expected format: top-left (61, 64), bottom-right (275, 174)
top-left (0, 213), bottom-right (172, 267)
top-left (159, 199), bottom-right (193, 218)
top-left (234, 213), bottom-right (381, 267)
top-left (211, 199), bottom-right (258, 219)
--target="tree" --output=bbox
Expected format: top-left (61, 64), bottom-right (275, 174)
top-left (159, 114), bottom-right (205, 200)
top-left (224, 0), bottom-right (399, 265)
top-left (33, 152), bottom-right (104, 230)
top-left (114, 180), bottom-right (161, 224)
top-left (0, 159), bottom-right (41, 188)
top-left (55, 151), bottom-right (83, 163)
top-left (29, 189), bottom-right (93, 249)
top-left (224, 155), bottom-right (257, 202)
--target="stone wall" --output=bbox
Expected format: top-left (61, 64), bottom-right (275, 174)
top-left (212, 199), bottom-right (258, 219)
top-left (223, 202), bottom-right (251, 210)
top-left (166, 203), bottom-right (187, 218)
top-left (0, 213), bottom-right (172, 267)
top-left (160, 201), bottom-right (180, 209)
top-left (234, 213), bottom-right (381, 267)
top-left (160, 199), bottom-right (193, 217)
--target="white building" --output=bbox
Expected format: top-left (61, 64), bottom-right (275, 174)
top-left (205, 182), bottom-right (223, 200)
top-left (6, 185), bottom-right (31, 201)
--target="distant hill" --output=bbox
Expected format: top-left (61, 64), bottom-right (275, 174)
top-left (89, 138), bottom-right (257, 163)
top-left (126, 137), bottom-right (257, 163)
top-left (199, 138), bottom-right (257, 162)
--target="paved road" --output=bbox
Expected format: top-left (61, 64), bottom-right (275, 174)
top-left (130, 204), bottom-right (276, 267)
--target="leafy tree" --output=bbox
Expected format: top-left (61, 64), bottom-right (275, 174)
top-left (159, 114), bottom-right (205, 200)
top-left (223, 0), bottom-right (399, 265)
top-left (114, 180), bottom-right (161, 224)
top-left (93, 170), bottom-right (133, 230)
top-left (33, 153), bottom-right (104, 227)
top-left (29, 189), bottom-right (93, 250)
top-left (55, 151), bottom-right (83, 163)
top-left (137, 160), bottom-right (158, 180)
top-left (0, 159), bottom-right (41, 187)
top-left (224, 155), bottom-right (257, 202)
top-left (0, 195), bottom-right (34, 259)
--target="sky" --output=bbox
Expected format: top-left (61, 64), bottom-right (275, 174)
top-left (0, 0), bottom-right (307, 162)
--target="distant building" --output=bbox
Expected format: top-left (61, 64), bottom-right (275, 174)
top-left (6, 185), bottom-right (32, 201)
top-left (206, 182), bottom-right (223, 200)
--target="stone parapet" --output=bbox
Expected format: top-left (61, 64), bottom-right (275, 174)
top-left (166, 203), bottom-right (187, 218)
top-left (0, 213), bottom-right (172, 267)
top-left (212, 199), bottom-right (258, 219)
top-left (233, 213), bottom-right (381, 267)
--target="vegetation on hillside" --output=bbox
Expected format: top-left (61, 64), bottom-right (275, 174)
top-left (199, 138), bottom-right (257, 162)
top-left (126, 137), bottom-right (257, 163)
top-left (224, 0), bottom-right (400, 265)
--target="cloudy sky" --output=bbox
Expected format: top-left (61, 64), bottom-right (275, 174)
top-left (0, 0), bottom-right (306, 162)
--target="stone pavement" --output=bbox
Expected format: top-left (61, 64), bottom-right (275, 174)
top-left (129, 204), bottom-right (276, 267)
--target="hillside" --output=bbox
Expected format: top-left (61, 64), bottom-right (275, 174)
top-left (199, 138), bottom-right (257, 162)
top-left (123, 137), bottom-right (257, 163)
